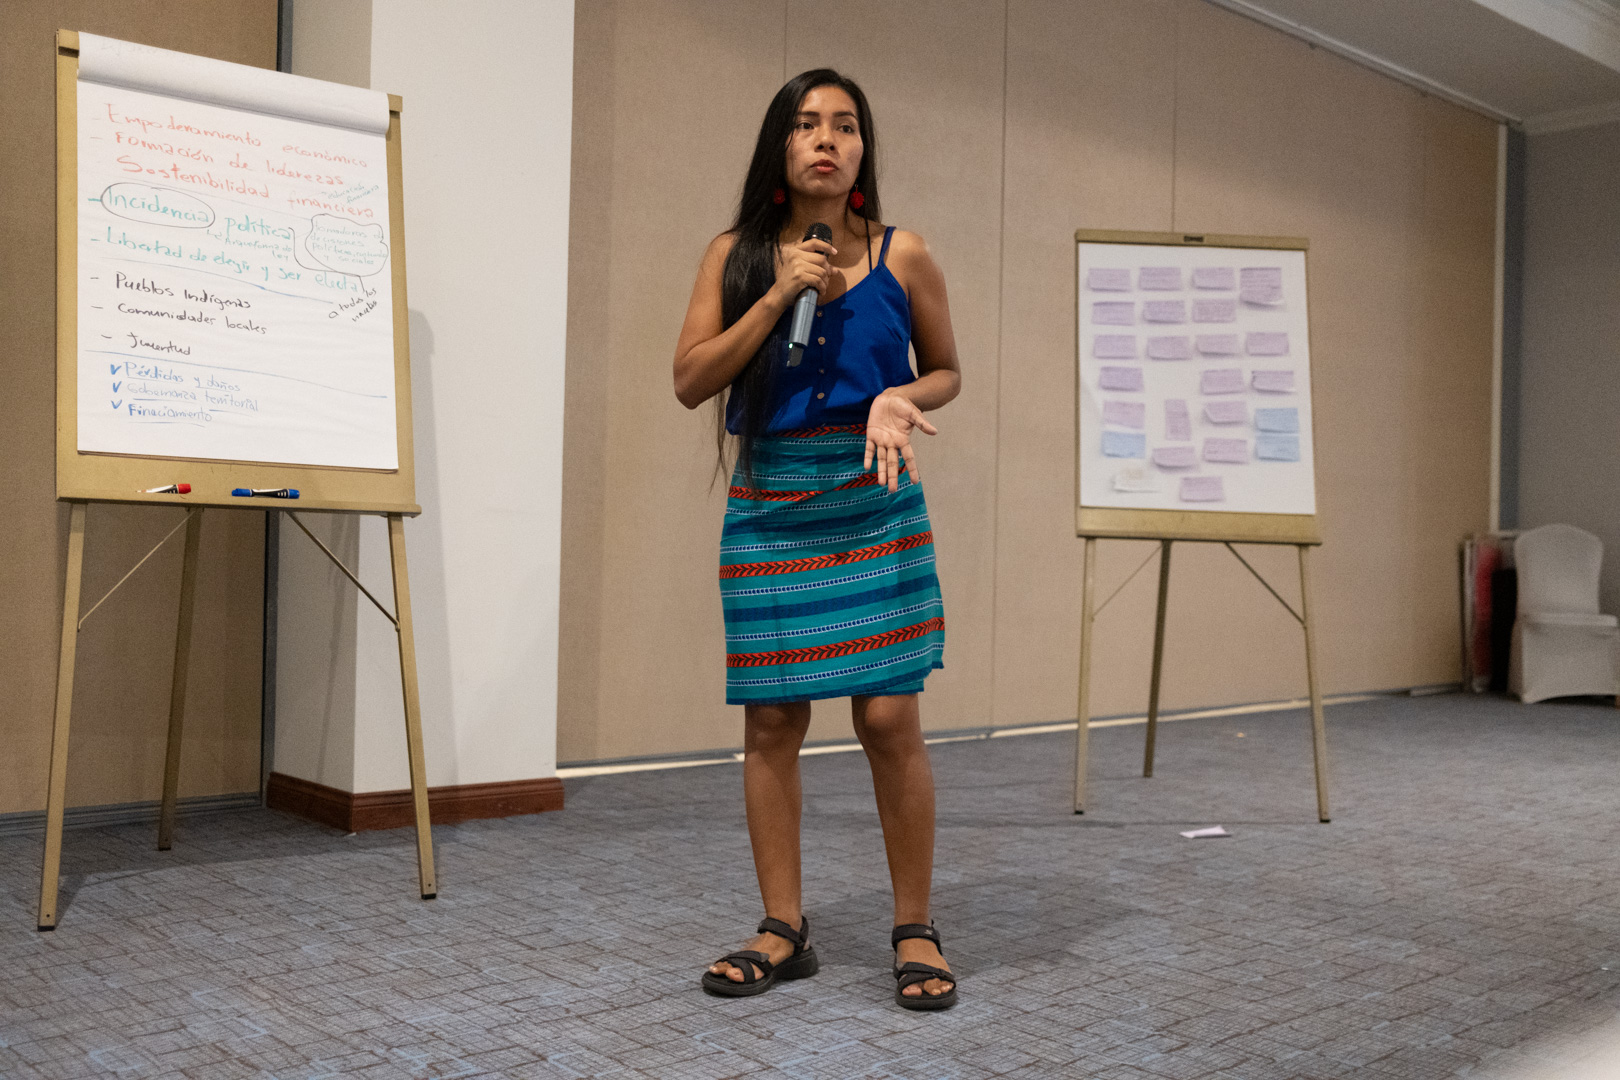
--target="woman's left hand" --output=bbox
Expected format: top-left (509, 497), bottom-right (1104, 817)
top-left (864, 389), bottom-right (938, 493)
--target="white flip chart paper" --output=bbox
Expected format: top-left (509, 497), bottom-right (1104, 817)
top-left (75, 38), bottom-right (398, 470)
top-left (1078, 241), bottom-right (1315, 515)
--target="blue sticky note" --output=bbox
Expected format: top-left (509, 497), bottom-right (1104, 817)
top-left (1254, 407), bottom-right (1299, 434)
top-left (1255, 434), bottom-right (1301, 462)
top-left (1102, 431), bottom-right (1147, 459)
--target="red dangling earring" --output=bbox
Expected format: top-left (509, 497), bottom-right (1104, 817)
top-left (848, 187), bottom-right (865, 210)
top-left (772, 188), bottom-right (786, 205)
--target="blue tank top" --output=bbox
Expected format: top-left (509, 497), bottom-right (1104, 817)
top-left (726, 226), bottom-right (912, 434)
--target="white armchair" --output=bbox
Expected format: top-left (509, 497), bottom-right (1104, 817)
top-left (1510, 524), bottom-right (1620, 703)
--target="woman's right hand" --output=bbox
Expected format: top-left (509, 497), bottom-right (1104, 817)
top-left (769, 238), bottom-right (836, 310)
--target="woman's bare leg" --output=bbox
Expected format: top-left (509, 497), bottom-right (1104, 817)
top-left (851, 693), bottom-right (953, 997)
top-left (709, 701), bottom-right (812, 982)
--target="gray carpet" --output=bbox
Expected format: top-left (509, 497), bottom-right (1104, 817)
top-left (4, 693), bottom-right (1620, 1078)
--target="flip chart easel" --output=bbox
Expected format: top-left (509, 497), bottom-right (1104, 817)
top-left (39, 31), bottom-right (435, 930)
top-left (1072, 229), bottom-right (1330, 823)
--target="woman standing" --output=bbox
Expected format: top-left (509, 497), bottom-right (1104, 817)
top-left (673, 69), bottom-right (962, 1011)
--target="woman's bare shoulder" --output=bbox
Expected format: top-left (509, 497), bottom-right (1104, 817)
top-left (882, 228), bottom-right (944, 285)
top-left (694, 231), bottom-right (740, 283)
top-left (885, 228), bottom-right (937, 265)
top-left (704, 230), bottom-right (739, 261)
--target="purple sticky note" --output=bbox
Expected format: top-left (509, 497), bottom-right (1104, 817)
top-left (1246, 332), bottom-right (1290, 356)
top-left (1102, 400), bottom-right (1146, 429)
top-left (1192, 266), bottom-right (1236, 290)
top-left (1139, 266), bottom-right (1183, 291)
top-left (1252, 369), bottom-right (1296, 393)
top-left (1240, 267), bottom-right (1284, 306)
top-left (1088, 267), bottom-right (1131, 291)
top-left (1241, 267), bottom-right (1282, 288)
top-left (1192, 298), bottom-right (1237, 323)
top-left (1154, 445), bottom-right (1197, 469)
top-left (1180, 476), bottom-right (1225, 502)
top-left (1142, 300), bottom-right (1187, 324)
top-left (1092, 301), bottom-right (1134, 325)
top-left (1099, 366), bottom-right (1144, 392)
top-left (1165, 399), bottom-right (1191, 441)
top-left (1203, 437), bottom-right (1250, 464)
top-left (1147, 336), bottom-right (1191, 360)
top-left (1203, 400), bottom-right (1248, 425)
top-left (1201, 368), bottom-right (1245, 395)
top-left (1094, 334), bottom-right (1137, 358)
top-left (1196, 333), bottom-right (1241, 355)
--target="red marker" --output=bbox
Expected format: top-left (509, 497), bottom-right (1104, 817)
top-left (142, 483), bottom-right (191, 494)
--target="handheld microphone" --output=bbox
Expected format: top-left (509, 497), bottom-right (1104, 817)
top-left (786, 222), bottom-right (832, 367)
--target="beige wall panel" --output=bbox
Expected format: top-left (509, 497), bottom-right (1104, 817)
top-left (557, 0), bottom-right (617, 764)
top-left (589, 1), bottom-right (788, 761)
top-left (67, 509), bottom-right (265, 805)
top-left (0, 2), bottom-right (275, 814)
top-left (1405, 97), bottom-right (1497, 676)
top-left (993, 0), bottom-right (1178, 727)
top-left (785, 0), bottom-right (1006, 740)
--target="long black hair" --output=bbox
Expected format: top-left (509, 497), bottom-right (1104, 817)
top-left (718, 69), bottom-right (881, 486)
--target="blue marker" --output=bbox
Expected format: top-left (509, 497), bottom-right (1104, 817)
top-left (232, 488), bottom-right (300, 499)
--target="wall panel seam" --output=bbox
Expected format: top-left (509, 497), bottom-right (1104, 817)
top-left (1491, 125), bottom-right (1506, 532)
top-left (988, 0), bottom-right (1010, 725)
top-left (1171, 2), bottom-right (1181, 230)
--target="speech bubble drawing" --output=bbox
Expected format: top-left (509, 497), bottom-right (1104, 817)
top-left (299, 214), bottom-right (389, 277)
top-left (99, 184), bottom-right (215, 228)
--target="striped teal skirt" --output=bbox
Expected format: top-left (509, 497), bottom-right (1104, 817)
top-left (720, 425), bottom-right (946, 706)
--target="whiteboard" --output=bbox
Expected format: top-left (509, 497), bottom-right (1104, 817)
top-left (75, 37), bottom-right (398, 470)
top-left (1077, 239), bottom-right (1316, 517)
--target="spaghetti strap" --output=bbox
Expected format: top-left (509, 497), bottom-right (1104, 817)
top-left (878, 226), bottom-right (896, 267)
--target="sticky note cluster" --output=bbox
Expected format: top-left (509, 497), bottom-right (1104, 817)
top-left (1082, 246), bottom-right (1311, 515)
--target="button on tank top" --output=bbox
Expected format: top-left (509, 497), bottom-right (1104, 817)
top-left (726, 226), bottom-right (912, 435)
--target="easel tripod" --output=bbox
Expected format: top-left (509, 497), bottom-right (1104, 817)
top-left (37, 501), bottom-right (437, 930)
top-left (1071, 536), bottom-right (1332, 822)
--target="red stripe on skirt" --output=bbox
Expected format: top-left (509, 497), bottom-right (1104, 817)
top-left (729, 464), bottom-right (906, 503)
top-left (779, 424), bottom-right (867, 438)
top-left (719, 531), bottom-right (933, 580)
top-left (726, 617), bottom-right (945, 668)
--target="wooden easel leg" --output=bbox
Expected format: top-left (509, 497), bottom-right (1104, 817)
top-left (1143, 540), bottom-right (1173, 778)
top-left (387, 514), bottom-right (437, 898)
top-left (1074, 537), bottom-right (1098, 814)
top-left (39, 502), bottom-right (87, 931)
top-left (158, 508), bottom-right (204, 851)
top-left (1297, 545), bottom-right (1332, 823)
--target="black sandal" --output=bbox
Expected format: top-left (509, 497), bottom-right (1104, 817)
top-left (892, 922), bottom-right (957, 1011)
top-left (701, 916), bottom-right (818, 997)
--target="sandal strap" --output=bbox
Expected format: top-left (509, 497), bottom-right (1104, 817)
top-left (716, 949), bottom-right (772, 984)
top-left (891, 922), bottom-right (941, 949)
top-left (757, 916), bottom-right (808, 949)
top-left (894, 962), bottom-right (954, 994)
top-left (895, 961), bottom-right (953, 980)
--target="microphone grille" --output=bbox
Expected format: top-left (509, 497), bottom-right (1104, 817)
top-left (805, 222), bottom-right (833, 243)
